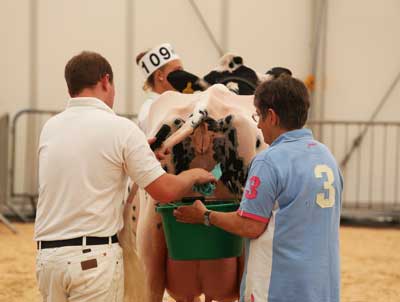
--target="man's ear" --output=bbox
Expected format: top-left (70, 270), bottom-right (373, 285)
top-left (100, 74), bottom-right (111, 91)
top-left (269, 108), bottom-right (280, 126)
top-left (67, 88), bottom-right (73, 97)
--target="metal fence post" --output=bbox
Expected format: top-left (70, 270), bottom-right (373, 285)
top-left (0, 114), bottom-right (18, 233)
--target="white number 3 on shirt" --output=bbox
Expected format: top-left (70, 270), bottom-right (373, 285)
top-left (314, 164), bottom-right (335, 208)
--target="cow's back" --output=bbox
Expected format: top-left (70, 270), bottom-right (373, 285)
top-left (147, 84), bottom-right (266, 199)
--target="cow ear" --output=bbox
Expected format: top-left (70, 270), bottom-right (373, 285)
top-left (233, 56), bottom-right (243, 65)
top-left (203, 70), bottom-right (222, 85)
top-left (266, 67), bottom-right (292, 78)
top-left (167, 70), bottom-right (204, 93)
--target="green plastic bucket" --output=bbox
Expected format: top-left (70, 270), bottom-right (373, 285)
top-left (156, 200), bottom-right (243, 260)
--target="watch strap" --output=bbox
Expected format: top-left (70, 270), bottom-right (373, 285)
top-left (204, 210), bottom-right (212, 226)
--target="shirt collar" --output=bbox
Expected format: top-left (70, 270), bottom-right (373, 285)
top-left (146, 91), bottom-right (160, 100)
top-left (66, 97), bottom-right (115, 115)
top-left (270, 128), bottom-right (313, 147)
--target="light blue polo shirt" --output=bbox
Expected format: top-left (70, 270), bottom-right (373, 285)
top-left (238, 128), bottom-right (343, 302)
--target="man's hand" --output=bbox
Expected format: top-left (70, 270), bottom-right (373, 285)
top-left (145, 168), bottom-right (215, 203)
top-left (147, 137), bottom-right (157, 145)
top-left (185, 168), bottom-right (216, 185)
top-left (174, 200), bottom-right (207, 224)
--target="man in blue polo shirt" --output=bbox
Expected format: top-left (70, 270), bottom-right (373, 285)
top-left (174, 74), bottom-right (343, 302)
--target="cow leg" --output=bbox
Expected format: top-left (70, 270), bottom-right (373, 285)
top-left (131, 193), bottom-right (140, 234)
top-left (137, 190), bottom-right (167, 302)
top-left (124, 182), bottom-right (140, 235)
top-left (138, 221), bottom-right (166, 302)
top-left (119, 189), bottom-right (146, 302)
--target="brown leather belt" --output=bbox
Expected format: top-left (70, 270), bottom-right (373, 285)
top-left (37, 234), bottom-right (118, 249)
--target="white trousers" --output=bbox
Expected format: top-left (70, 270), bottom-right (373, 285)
top-left (36, 243), bottom-right (124, 302)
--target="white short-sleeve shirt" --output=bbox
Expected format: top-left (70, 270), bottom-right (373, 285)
top-left (34, 97), bottom-right (165, 241)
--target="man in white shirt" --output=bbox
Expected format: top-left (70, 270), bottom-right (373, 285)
top-left (34, 51), bottom-right (215, 302)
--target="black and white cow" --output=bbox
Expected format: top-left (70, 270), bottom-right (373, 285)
top-left (121, 55), bottom-right (292, 302)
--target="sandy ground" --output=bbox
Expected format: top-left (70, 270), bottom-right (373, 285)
top-left (0, 223), bottom-right (399, 302)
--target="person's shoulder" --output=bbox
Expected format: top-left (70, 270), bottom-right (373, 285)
top-left (252, 148), bottom-right (277, 168)
top-left (257, 144), bottom-right (283, 162)
top-left (315, 140), bottom-right (332, 153)
top-left (41, 110), bottom-right (68, 129)
top-left (108, 114), bottom-right (139, 132)
top-left (307, 139), bottom-right (336, 159)
top-left (252, 145), bottom-right (291, 177)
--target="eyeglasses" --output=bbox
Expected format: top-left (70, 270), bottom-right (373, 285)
top-left (252, 112), bottom-right (261, 123)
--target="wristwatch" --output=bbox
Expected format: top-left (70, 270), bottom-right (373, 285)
top-left (203, 210), bottom-right (212, 226)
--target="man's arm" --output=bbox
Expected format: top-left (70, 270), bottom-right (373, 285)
top-left (145, 169), bottom-right (215, 203)
top-left (173, 200), bottom-right (267, 239)
top-left (210, 211), bottom-right (267, 239)
top-left (125, 132), bottom-right (215, 203)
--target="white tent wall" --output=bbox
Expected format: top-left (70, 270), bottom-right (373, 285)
top-left (36, 0), bottom-right (128, 113)
top-left (1, 0), bottom-right (399, 119)
top-left (1, 0), bottom-right (314, 116)
top-left (324, 0), bottom-right (400, 121)
top-left (1, 1), bottom-right (31, 115)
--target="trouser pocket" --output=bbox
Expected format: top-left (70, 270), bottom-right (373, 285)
top-left (67, 245), bottom-right (124, 301)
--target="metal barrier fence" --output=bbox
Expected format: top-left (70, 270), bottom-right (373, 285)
top-left (6, 109), bottom-right (400, 221)
top-left (308, 121), bottom-right (400, 220)
top-left (0, 114), bottom-right (8, 205)
top-left (0, 114), bottom-right (17, 232)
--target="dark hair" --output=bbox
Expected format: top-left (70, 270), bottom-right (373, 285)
top-left (254, 74), bottom-right (310, 130)
top-left (64, 51), bottom-right (113, 96)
